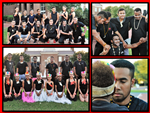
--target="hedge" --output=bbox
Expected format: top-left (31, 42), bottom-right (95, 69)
top-left (3, 15), bottom-right (13, 22)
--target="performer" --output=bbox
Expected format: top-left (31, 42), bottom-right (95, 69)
top-left (35, 9), bottom-right (43, 23)
top-left (60, 55), bottom-right (73, 82)
top-left (46, 56), bottom-right (58, 82)
top-left (111, 59), bottom-right (148, 111)
top-left (66, 71), bottom-right (77, 101)
top-left (92, 61), bottom-right (129, 111)
top-left (61, 6), bottom-right (68, 23)
top-left (73, 53), bottom-right (87, 79)
top-left (33, 72), bottom-right (44, 102)
top-left (129, 8), bottom-right (148, 55)
top-left (70, 17), bottom-right (87, 44)
top-left (16, 55), bottom-right (28, 80)
top-left (30, 56), bottom-right (40, 81)
top-left (27, 9), bottom-right (35, 31)
top-left (31, 20), bottom-right (44, 43)
top-left (13, 73), bottom-right (22, 100)
top-left (18, 20), bottom-right (31, 44)
top-left (42, 13), bottom-right (49, 28)
top-left (58, 20), bottom-right (72, 44)
top-left (54, 72), bottom-right (72, 104)
top-left (3, 71), bottom-right (13, 102)
top-left (50, 7), bottom-right (59, 28)
top-left (22, 72), bottom-right (35, 103)
top-left (7, 20), bottom-right (19, 44)
top-left (43, 74), bottom-right (55, 102)
top-left (21, 10), bottom-right (28, 23)
top-left (4, 53), bottom-right (15, 80)
top-left (13, 6), bottom-right (21, 27)
top-left (43, 19), bottom-right (58, 43)
top-left (78, 71), bottom-right (88, 102)
top-left (68, 6), bottom-right (75, 25)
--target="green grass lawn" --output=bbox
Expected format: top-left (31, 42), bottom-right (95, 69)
top-left (131, 89), bottom-right (147, 93)
top-left (3, 28), bottom-right (7, 44)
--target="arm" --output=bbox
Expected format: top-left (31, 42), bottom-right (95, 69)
top-left (60, 30), bottom-right (69, 35)
top-left (70, 12), bottom-right (75, 25)
top-left (55, 13), bottom-right (59, 25)
top-left (4, 65), bottom-right (6, 73)
top-left (9, 80), bottom-right (13, 94)
top-left (74, 79), bottom-right (77, 94)
top-left (115, 31), bottom-right (126, 44)
top-left (16, 68), bottom-right (19, 73)
top-left (86, 79), bottom-right (89, 94)
top-left (73, 66), bottom-right (77, 79)
top-left (78, 79), bottom-right (82, 94)
top-left (29, 64), bottom-right (32, 77)
top-left (125, 40), bottom-right (143, 49)
top-left (66, 79), bottom-right (71, 96)
top-left (3, 78), bottom-right (6, 95)
top-left (7, 32), bottom-right (10, 44)
top-left (63, 12), bottom-right (68, 20)
top-left (26, 66), bottom-right (28, 72)
top-left (85, 67), bottom-right (87, 73)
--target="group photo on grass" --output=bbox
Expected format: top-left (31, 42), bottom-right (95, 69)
top-left (3, 3), bottom-right (89, 45)
top-left (92, 3), bottom-right (148, 56)
top-left (3, 48), bottom-right (89, 111)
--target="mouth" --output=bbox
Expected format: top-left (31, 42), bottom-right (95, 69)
top-left (114, 93), bottom-right (122, 97)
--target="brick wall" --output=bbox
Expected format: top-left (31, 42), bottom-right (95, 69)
top-left (3, 4), bottom-right (17, 15)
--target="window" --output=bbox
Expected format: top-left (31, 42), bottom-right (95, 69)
top-left (41, 3), bottom-right (46, 14)
top-left (31, 56), bottom-right (40, 62)
top-left (58, 67), bottom-right (60, 72)
top-left (99, 8), bottom-right (101, 12)
top-left (95, 8), bottom-right (97, 12)
top-left (59, 56), bottom-right (62, 62)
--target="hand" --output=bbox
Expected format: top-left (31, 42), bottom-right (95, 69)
top-left (60, 93), bottom-right (63, 98)
top-left (10, 36), bottom-right (12, 40)
top-left (18, 92), bottom-right (20, 96)
top-left (5, 94), bottom-right (8, 98)
top-left (61, 14), bottom-right (63, 16)
top-left (8, 94), bottom-right (11, 98)
top-left (72, 36), bottom-right (74, 40)
top-left (75, 74), bottom-right (78, 79)
top-left (7, 40), bottom-right (10, 44)
top-left (38, 36), bottom-right (40, 38)
top-left (14, 93), bottom-right (18, 97)
top-left (18, 25), bottom-right (21, 28)
top-left (25, 92), bottom-right (27, 97)
top-left (81, 33), bottom-right (85, 36)
top-left (100, 48), bottom-right (108, 55)
top-left (20, 38), bottom-right (23, 41)
top-left (31, 23), bottom-right (33, 26)
top-left (81, 94), bottom-right (84, 98)
top-left (57, 35), bottom-right (60, 39)
top-left (43, 35), bottom-right (46, 39)
top-left (37, 32), bottom-right (40, 35)
top-left (25, 38), bottom-right (28, 42)
top-left (140, 37), bottom-right (147, 43)
top-left (123, 42), bottom-right (127, 48)
top-left (29, 92), bottom-right (32, 97)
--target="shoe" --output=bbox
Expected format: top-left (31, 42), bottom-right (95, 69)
top-left (34, 39), bottom-right (37, 43)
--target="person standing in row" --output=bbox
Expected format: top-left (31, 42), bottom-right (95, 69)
top-left (68, 6), bottom-right (75, 25)
top-left (13, 6), bottom-right (21, 27)
top-left (50, 7), bottom-right (59, 28)
top-left (35, 9), bottom-right (43, 23)
top-left (61, 6), bottom-right (68, 24)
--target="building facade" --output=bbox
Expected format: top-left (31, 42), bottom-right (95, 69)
top-left (92, 4), bottom-right (103, 15)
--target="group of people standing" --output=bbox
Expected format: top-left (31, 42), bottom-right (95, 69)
top-left (7, 6), bottom-right (87, 44)
top-left (3, 53), bottom-right (88, 104)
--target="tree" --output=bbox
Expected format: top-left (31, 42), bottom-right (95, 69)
top-left (103, 6), bottom-right (112, 12)
top-left (134, 59), bottom-right (148, 85)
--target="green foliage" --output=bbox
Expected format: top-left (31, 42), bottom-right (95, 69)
top-left (7, 17), bottom-right (13, 22)
top-left (104, 5), bottom-right (134, 18)
top-left (3, 15), bottom-right (13, 21)
top-left (134, 59), bottom-right (148, 85)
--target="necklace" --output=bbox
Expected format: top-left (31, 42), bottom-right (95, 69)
top-left (49, 25), bottom-right (53, 30)
top-left (134, 17), bottom-right (142, 30)
top-left (36, 25), bottom-right (41, 32)
top-left (103, 23), bottom-right (110, 38)
top-left (111, 44), bottom-right (120, 56)
top-left (63, 25), bottom-right (67, 32)
top-left (50, 63), bottom-right (54, 71)
top-left (65, 61), bottom-right (69, 67)
top-left (33, 62), bottom-right (37, 69)
top-left (73, 23), bottom-right (78, 32)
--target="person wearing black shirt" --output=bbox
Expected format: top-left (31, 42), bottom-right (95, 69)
top-left (21, 10), bottom-right (28, 23)
top-left (7, 20), bottom-right (19, 44)
top-left (46, 56), bottom-right (58, 82)
top-left (30, 56), bottom-right (40, 78)
top-left (18, 21), bottom-right (31, 44)
top-left (111, 59), bottom-right (148, 111)
top-left (50, 7), bottom-right (59, 28)
top-left (27, 9), bottom-right (35, 31)
top-left (4, 53), bottom-right (15, 80)
top-left (43, 19), bottom-right (58, 43)
top-left (13, 73), bottom-right (22, 100)
top-left (33, 72), bottom-right (44, 102)
top-left (31, 21), bottom-right (44, 43)
top-left (58, 20), bottom-right (72, 44)
top-left (60, 55), bottom-right (73, 82)
top-left (73, 53), bottom-right (87, 79)
top-left (35, 9), bottom-right (43, 23)
top-left (61, 6), bottom-right (68, 24)
top-left (95, 11), bottom-right (126, 55)
top-left (42, 13), bottom-right (49, 28)
top-left (16, 55), bottom-right (28, 80)
top-left (13, 6), bottom-right (21, 26)
top-left (54, 72), bottom-right (72, 104)
top-left (129, 8), bottom-right (148, 55)
top-left (68, 7), bottom-right (75, 25)
top-left (70, 17), bottom-right (87, 44)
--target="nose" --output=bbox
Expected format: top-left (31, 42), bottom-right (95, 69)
top-left (115, 81), bottom-right (121, 90)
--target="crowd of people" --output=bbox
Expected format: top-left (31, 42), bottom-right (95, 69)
top-left (7, 6), bottom-right (87, 44)
top-left (92, 8), bottom-right (148, 55)
top-left (3, 53), bottom-right (88, 104)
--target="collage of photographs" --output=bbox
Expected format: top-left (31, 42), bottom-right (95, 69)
top-left (2, 2), bottom-right (149, 112)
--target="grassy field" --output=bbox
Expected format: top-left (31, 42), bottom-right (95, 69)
top-left (131, 89), bottom-right (147, 93)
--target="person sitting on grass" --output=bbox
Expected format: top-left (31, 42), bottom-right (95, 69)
top-left (13, 73), bottom-right (22, 100)
top-left (3, 71), bottom-right (13, 102)
top-left (78, 71), bottom-right (89, 102)
top-left (7, 20), bottom-right (19, 44)
top-left (55, 72), bottom-right (72, 104)
top-left (66, 71), bottom-right (77, 101)
top-left (22, 72), bottom-right (35, 103)
top-left (31, 20), bottom-right (44, 43)
top-left (43, 74), bottom-right (55, 102)
top-left (18, 20), bottom-right (31, 44)
top-left (33, 72), bottom-right (44, 102)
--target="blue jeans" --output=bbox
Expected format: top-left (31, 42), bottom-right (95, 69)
top-left (19, 74), bottom-right (26, 80)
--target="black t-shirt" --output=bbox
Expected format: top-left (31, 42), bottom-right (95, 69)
top-left (17, 61), bottom-right (28, 74)
top-left (13, 80), bottom-right (22, 93)
top-left (46, 63), bottom-right (58, 80)
top-left (110, 16), bottom-right (133, 40)
top-left (44, 18), bottom-right (49, 27)
top-left (33, 25), bottom-right (43, 34)
top-left (34, 79), bottom-right (44, 90)
top-left (19, 26), bottom-right (30, 35)
top-left (31, 62), bottom-right (40, 77)
top-left (70, 21), bottom-right (85, 35)
top-left (24, 79), bottom-right (32, 92)
top-left (7, 26), bottom-right (18, 37)
top-left (35, 13), bottom-right (43, 22)
top-left (45, 24), bottom-right (57, 34)
top-left (130, 17), bottom-right (147, 47)
top-left (13, 13), bottom-right (19, 25)
top-left (4, 60), bottom-right (15, 73)
top-left (55, 79), bottom-right (65, 92)
top-left (21, 15), bottom-right (28, 23)
top-left (60, 61), bottom-right (73, 78)
top-left (73, 60), bottom-right (87, 78)
top-left (108, 43), bottom-right (124, 55)
top-left (92, 14), bottom-right (96, 41)
top-left (60, 25), bottom-right (71, 36)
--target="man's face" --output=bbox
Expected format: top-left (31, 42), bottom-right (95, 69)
top-left (73, 18), bottom-right (78, 24)
top-left (134, 11), bottom-right (142, 20)
top-left (33, 57), bottom-right (37, 62)
top-left (49, 20), bottom-right (53, 25)
top-left (65, 56), bottom-right (69, 61)
top-left (63, 21), bottom-right (67, 26)
top-left (37, 74), bottom-right (41, 80)
top-left (52, 8), bottom-right (56, 12)
top-left (37, 10), bottom-right (40, 14)
top-left (118, 10), bottom-right (126, 20)
top-left (22, 22), bottom-right (26, 27)
top-left (30, 10), bottom-right (33, 14)
top-left (11, 21), bottom-right (16, 26)
top-left (8, 54), bottom-right (12, 59)
top-left (112, 68), bottom-right (134, 102)
top-left (77, 54), bottom-right (82, 60)
top-left (97, 16), bottom-right (105, 24)
top-left (51, 57), bottom-right (54, 62)
top-left (37, 21), bottom-right (40, 26)
top-left (105, 17), bottom-right (111, 24)
top-left (20, 56), bottom-right (24, 61)
top-left (111, 36), bottom-right (120, 47)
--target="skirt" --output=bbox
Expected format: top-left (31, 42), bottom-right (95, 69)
top-left (43, 89), bottom-right (55, 102)
top-left (32, 90), bottom-right (44, 102)
top-left (22, 92), bottom-right (35, 103)
top-left (54, 92), bottom-right (72, 104)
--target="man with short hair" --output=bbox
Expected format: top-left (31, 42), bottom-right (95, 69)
top-left (111, 59), bottom-right (148, 111)
top-left (35, 9), bottom-right (43, 23)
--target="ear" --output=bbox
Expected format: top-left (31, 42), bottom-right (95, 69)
top-left (117, 13), bottom-right (119, 16)
top-left (111, 40), bottom-right (113, 43)
top-left (131, 78), bottom-right (135, 87)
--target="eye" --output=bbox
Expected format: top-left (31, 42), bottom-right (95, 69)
top-left (121, 80), bottom-right (126, 83)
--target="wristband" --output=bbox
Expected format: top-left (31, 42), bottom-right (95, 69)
top-left (9, 92), bottom-right (12, 95)
top-left (74, 93), bottom-right (76, 95)
top-left (14, 93), bottom-right (16, 95)
top-left (86, 93), bottom-right (88, 96)
top-left (103, 43), bottom-right (106, 47)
